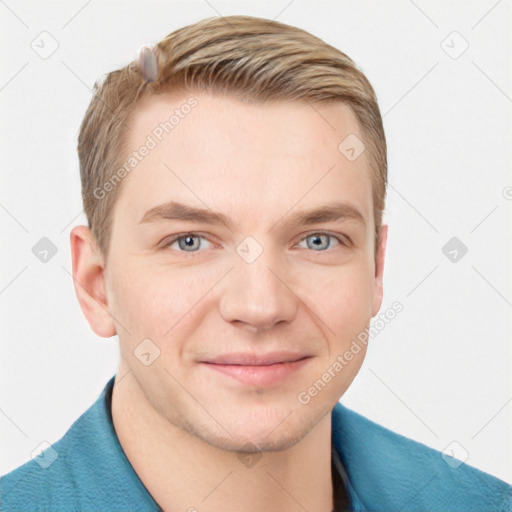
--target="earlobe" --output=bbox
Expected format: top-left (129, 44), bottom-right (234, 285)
top-left (372, 224), bottom-right (388, 317)
top-left (70, 225), bottom-right (117, 338)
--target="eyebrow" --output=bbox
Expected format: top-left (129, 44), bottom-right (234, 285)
top-left (139, 200), bottom-right (366, 231)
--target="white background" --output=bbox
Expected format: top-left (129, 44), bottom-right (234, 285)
top-left (1, 0), bottom-right (511, 484)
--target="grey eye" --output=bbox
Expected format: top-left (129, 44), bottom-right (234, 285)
top-left (177, 235), bottom-right (202, 251)
top-left (305, 234), bottom-right (332, 251)
top-left (164, 233), bottom-right (214, 253)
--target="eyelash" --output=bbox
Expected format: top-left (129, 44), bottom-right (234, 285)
top-left (160, 231), bottom-right (349, 254)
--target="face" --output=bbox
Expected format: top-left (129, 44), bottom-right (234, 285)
top-left (84, 91), bottom-right (386, 452)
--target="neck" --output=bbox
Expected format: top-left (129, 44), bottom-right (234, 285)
top-left (111, 364), bottom-right (334, 512)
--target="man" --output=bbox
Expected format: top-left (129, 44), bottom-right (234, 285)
top-left (1, 15), bottom-right (510, 512)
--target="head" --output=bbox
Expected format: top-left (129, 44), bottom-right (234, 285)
top-left (71, 15), bottom-right (388, 452)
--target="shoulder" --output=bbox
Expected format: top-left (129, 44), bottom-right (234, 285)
top-left (1, 409), bottom-right (105, 510)
top-left (0, 377), bottom-right (159, 511)
top-left (0, 450), bottom-right (79, 511)
top-left (331, 402), bottom-right (512, 511)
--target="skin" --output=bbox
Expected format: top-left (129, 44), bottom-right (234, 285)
top-left (71, 91), bottom-right (387, 512)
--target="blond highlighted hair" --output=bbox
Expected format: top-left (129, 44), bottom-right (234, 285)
top-left (78, 15), bottom-right (387, 259)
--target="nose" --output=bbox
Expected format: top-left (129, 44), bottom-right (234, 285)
top-left (218, 244), bottom-right (298, 332)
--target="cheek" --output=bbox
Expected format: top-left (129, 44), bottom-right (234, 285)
top-left (299, 261), bottom-right (374, 335)
top-left (108, 261), bottom-right (223, 341)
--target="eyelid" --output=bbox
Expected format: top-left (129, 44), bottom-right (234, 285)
top-left (159, 232), bottom-right (217, 251)
top-left (295, 230), bottom-right (350, 249)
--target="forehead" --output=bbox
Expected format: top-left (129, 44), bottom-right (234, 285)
top-left (114, 91), bottom-right (373, 231)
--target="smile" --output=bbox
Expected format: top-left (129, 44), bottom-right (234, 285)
top-left (200, 353), bottom-right (312, 386)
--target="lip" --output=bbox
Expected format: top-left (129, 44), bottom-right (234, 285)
top-left (202, 351), bottom-right (311, 366)
top-left (200, 352), bottom-right (312, 386)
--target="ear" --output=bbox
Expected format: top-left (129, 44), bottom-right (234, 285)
top-left (70, 225), bottom-right (117, 338)
top-left (372, 224), bottom-right (388, 317)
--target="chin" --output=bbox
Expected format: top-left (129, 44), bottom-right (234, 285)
top-left (193, 425), bottom-right (309, 454)
top-left (179, 403), bottom-right (325, 454)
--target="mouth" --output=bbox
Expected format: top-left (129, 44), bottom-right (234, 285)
top-left (199, 352), bottom-right (313, 386)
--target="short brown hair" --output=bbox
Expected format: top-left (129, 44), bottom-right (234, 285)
top-left (78, 15), bottom-right (387, 260)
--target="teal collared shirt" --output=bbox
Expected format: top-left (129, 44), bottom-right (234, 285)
top-left (1, 375), bottom-right (510, 511)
